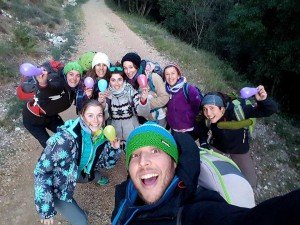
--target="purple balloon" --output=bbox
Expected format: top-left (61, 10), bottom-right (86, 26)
top-left (240, 87), bottom-right (258, 98)
top-left (84, 77), bottom-right (94, 89)
top-left (98, 79), bottom-right (108, 92)
top-left (19, 63), bottom-right (43, 77)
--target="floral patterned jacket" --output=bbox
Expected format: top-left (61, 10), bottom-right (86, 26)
top-left (34, 118), bottom-right (121, 219)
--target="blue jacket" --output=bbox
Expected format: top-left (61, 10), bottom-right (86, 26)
top-left (34, 118), bottom-right (121, 219)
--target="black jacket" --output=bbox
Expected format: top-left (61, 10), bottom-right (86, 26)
top-left (199, 98), bottom-right (278, 154)
top-left (33, 70), bottom-right (76, 116)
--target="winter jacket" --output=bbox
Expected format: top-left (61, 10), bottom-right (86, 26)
top-left (27, 70), bottom-right (77, 117)
top-left (34, 118), bottom-right (121, 219)
top-left (166, 84), bottom-right (201, 131)
top-left (111, 132), bottom-right (300, 225)
top-left (106, 82), bottom-right (151, 141)
top-left (198, 97), bottom-right (278, 154)
top-left (143, 72), bottom-right (169, 121)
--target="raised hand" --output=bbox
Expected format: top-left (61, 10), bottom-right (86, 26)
top-left (255, 85), bottom-right (267, 101)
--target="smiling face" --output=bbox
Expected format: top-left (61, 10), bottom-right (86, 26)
top-left (203, 104), bottom-right (225, 123)
top-left (81, 105), bottom-right (104, 133)
top-left (123, 61), bottom-right (138, 79)
top-left (109, 73), bottom-right (124, 90)
top-left (164, 66), bottom-right (180, 87)
top-left (94, 63), bottom-right (108, 78)
top-left (66, 70), bottom-right (81, 88)
top-left (128, 146), bottom-right (176, 204)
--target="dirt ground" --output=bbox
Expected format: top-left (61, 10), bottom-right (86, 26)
top-left (0, 0), bottom-right (298, 225)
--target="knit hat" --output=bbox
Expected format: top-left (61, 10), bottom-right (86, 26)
top-left (121, 52), bottom-right (141, 68)
top-left (63, 61), bottom-right (83, 76)
top-left (125, 122), bottom-right (178, 168)
top-left (201, 93), bottom-right (225, 107)
top-left (78, 51), bottom-right (97, 71)
top-left (163, 63), bottom-right (183, 77)
top-left (92, 52), bottom-right (110, 69)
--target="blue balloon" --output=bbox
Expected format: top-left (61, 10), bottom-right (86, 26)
top-left (98, 79), bottom-right (108, 92)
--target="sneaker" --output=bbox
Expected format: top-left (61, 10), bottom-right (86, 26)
top-left (97, 176), bottom-right (109, 186)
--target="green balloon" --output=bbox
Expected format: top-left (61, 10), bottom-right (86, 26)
top-left (78, 51), bottom-right (97, 72)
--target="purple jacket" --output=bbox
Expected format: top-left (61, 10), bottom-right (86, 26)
top-left (166, 84), bottom-right (201, 130)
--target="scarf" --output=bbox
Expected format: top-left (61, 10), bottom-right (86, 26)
top-left (78, 118), bottom-right (106, 175)
top-left (166, 76), bottom-right (186, 95)
top-left (108, 82), bottom-right (133, 99)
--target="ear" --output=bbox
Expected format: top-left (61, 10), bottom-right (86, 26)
top-left (221, 107), bottom-right (225, 114)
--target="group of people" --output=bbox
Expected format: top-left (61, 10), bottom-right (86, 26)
top-left (17, 51), bottom-right (299, 224)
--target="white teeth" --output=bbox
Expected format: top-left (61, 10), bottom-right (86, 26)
top-left (141, 174), bottom-right (158, 179)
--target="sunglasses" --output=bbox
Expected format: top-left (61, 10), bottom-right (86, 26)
top-left (109, 66), bottom-right (123, 72)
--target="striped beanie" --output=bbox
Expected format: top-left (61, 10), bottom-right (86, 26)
top-left (126, 122), bottom-right (178, 168)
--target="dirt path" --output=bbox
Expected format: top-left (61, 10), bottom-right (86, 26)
top-left (0, 0), bottom-right (170, 224)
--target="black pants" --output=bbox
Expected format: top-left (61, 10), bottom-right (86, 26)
top-left (22, 106), bottom-right (64, 148)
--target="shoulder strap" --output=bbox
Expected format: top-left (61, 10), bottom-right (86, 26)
top-left (148, 73), bottom-right (156, 92)
top-left (232, 99), bottom-right (245, 121)
top-left (183, 83), bottom-right (190, 102)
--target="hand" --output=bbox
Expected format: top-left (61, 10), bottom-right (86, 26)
top-left (255, 85), bottom-right (267, 101)
top-left (84, 88), bottom-right (93, 99)
top-left (103, 90), bottom-right (111, 98)
top-left (110, 138), bottom-right (120, 149)
top-left (35, 70), bottom-right (48, 86)
top-left (98, 92), bottom-right (106, 106)
top-left (40, 218), bottom-right (54, 225)
top-left (140, 88), bottom-right (148, 103)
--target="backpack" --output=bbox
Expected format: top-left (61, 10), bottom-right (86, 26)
top-left (198, 148), bottom-right (255, 208)
top-left (182, 83), bottom-right (204, 103)
top-left (139, 59), bottom-right (163, 77)
top-left (16, 60), bottom-right (64, 101)
top-left (226, 93), bottom-right (256, 136)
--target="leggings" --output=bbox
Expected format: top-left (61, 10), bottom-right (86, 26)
top-left (54, 198), bottom-right (88, 225)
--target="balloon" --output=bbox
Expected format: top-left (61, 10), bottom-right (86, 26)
top-left (240, 87), bottom-right (258, 99)
top-left (98, 79), bottom-right (108, 92)
top-left (103, 125), bottom-right (116, 142)
top-left (84, 77), bottom-right (94, 89)
top-left (19, 63), bottom-right (43, 77)
top-left (137, 74), bottom-right (148, 88)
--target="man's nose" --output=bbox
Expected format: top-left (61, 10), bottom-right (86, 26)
top-left (139, 153), bottom-right (151, 167)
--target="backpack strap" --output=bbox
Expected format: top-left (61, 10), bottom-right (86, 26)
top-left (148, 73), bottom-right (156, 92)
top-left (183, 83), bottom-right (190, 102)
top-left (232, 99), bottom-right (245, 121)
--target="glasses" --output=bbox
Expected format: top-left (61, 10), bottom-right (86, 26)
top-left (109, 67), bottom-right (123, 72)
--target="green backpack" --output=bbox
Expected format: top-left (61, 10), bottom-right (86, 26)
top-left (212, 93), bottom-right (256, 136)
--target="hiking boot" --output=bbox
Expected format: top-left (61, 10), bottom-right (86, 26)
top-left (97, 176), bottom-right (109, 186)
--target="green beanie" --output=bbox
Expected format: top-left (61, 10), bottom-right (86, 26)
top-left (78, 51), bottom-right (97, 72)
top-left (125, 122), bottom-right (178, 168)
top-left (63, 61), bottom-right (83, 76)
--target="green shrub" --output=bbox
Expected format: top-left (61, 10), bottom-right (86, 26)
top-left (13, 25), bottom-right (37, 53)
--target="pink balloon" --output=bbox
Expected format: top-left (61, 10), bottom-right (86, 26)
top-left (137, 74), bottom-right (148, 88)
top-left (240, 87), bottom-right (258, 98)
top-left (84, 77), bottom-right (94, 89)
top-left (19, 63), bottom-right (43, 77)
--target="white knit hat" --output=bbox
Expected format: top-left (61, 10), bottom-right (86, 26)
top-left (92, 52), bottom-right (110, 69)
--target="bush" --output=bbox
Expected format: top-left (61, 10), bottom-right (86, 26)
top-left (13, 25), bottom-right (37, 53)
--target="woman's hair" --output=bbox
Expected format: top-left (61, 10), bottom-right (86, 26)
top-left (80, 99), bottom-right (104, 115)
top-left (163, 63), bottom-right (182, 81)
top-left (85, 66), bottom-right (111, 81)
